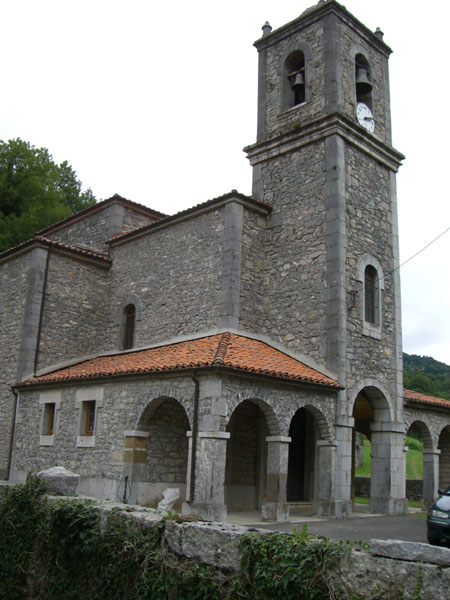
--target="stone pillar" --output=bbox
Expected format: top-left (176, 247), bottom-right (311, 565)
top-left (334, 416), bottom-right (354, 518)
top-left (182, 431), bottom-right (230, 522)
top-left (370, 424), bottom-right (407, 514)
top-left (123, 430), bottom-right (149, 505)
top-left (314, 440), bottom-right (337, 516)
top-left (262, 436), bottom-right (290, 521)
top-left (422, 449), bottom-right (440, 509)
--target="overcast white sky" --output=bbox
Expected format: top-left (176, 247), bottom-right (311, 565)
top-left (0, 0), bottom-right (449, 366)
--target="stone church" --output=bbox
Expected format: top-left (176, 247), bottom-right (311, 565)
top-left (1, 0), bottom-right (450, 520)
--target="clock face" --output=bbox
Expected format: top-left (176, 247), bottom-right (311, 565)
top-left (356, 102), bottom-right (374, 133)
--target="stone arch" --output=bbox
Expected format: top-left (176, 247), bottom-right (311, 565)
top-left (405, 417), bottom-right (434, 508)
top-left (350, 380), bottom-right (393, 423)
top-left (225, 398), bottom-right (276, 511)
top-left (404, 415), bottom-right (434, 450)
top-left (132, 392), bottom-right (192, 432)
top-left (438, 426), bottom-right (450, 491)
top-left (350, 383), bottom-right (404, 514)
top-left (225, 396), bottom-right (281, 436)
top-left (126, 395), bottom-right (190, 510)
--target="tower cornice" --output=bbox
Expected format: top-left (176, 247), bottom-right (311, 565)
top-left (254, 1), bottom-right (392, 58)
top-left (245, 112), bottom-right (404, 172)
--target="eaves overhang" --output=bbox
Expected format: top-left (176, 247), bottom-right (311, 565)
top-left (0, 235), bottom-right (111, 269)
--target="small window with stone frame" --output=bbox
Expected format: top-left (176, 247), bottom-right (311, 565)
top-left (83, 400), bottom-right (96, 436)
top-left (123, 304), bottom-right (136, 350)
top-left (43, 402), bottom-right (56, 436)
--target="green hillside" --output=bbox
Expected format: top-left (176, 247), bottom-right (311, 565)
top-left (403, 353), bottom-right (450, 401)
top-left (356, 436), bottom-right (423, 479)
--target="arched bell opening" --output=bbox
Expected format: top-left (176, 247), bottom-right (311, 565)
top-left (355, 53), bottom-right (373, 109)
top-left (438, 427), bottom-right (450, 491)
top-left (225, 399), bottom-right (271, 512)
top-left (283, 50), bottom-right (306, 109)
top-left (129, 397), bottom-right (190, 510)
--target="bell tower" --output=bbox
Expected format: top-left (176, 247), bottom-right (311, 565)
top-left (245, 0), bottom-right (407, 515)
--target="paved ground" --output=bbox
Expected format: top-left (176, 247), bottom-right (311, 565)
top-left (227, 506), bottom-right (429, 544)
top-left (258, 514), bottom-right (428, 543)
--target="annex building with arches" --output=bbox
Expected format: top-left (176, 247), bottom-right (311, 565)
top-left (1, 0), bottom-right (449, 521)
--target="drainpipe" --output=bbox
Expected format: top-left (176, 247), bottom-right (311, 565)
top-left (33, 247), bottom-right (51, 376)
top-left (187, 372), bottom-right (200, 503)
top-left (6, 388), bottom-right (19, 480)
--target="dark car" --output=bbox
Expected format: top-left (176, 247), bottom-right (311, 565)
top-left (427, 487), bottom-right (450, 546)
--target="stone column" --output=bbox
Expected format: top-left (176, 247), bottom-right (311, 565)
top-left (314, 440), bottom-right (337, 516)
top-left (262, 436), bottom-right (290, 521)
top-left (422, 449), bottom-right (440, 509)
top-left (182, 431), bottom-right (230, 522)
top-left (334, 416), bottom-right (354, 518)
top-left (123, 430), bottom-right (149, 505)
top-left (370, 424), bottom-right (407, 514)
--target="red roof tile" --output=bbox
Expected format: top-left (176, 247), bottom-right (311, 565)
top-left (18, 332), bottom-right (339, 388)
top-left (0, 234), bottom-right (111, 265)
top-left (403, 388), bottom-right (450, 409)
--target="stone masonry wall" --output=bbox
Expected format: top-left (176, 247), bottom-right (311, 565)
top-left (48, 205), bottom-right (158, 253)
top-left (11, 377), bottom-right (196, 486)
top-left (36, 253), bottom-right (110, 371)
top-left (0, 253), bottom-right (30, 477)
top-left (122, 206), bottom-right (158, 233)
top-left (238, 209), bottom-right (266, 332)
top-left (257, 142), bottom-right (328, 362)
top-left (106, 209), bottom-right (224, 349)
top-left (345, 144), bottom-right (398, 402)
top-left (48, 208), bottom-right (114, 253)
top-left (11, 372), bottom-right (337, 489)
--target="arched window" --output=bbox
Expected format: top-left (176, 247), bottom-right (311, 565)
top-left (355, 53), bottom-right (372, 109)
top-left (357, 255), bottom-right (384, 338)
top-left (123, 304), bottom-right (136, 350)
top-left (364, 265), bottom-right (377, 324)
top-left (284, 50), bottom-right (306, 109)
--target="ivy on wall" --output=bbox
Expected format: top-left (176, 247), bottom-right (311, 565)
top-left (0, 477), bottom-right (419, 600)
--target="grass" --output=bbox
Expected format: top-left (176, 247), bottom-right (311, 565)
top-left (355, 436), bottom-right (423, 480)
top-left (354, 497), bottom-right (422, 508)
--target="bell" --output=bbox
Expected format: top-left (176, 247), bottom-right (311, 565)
top-left (289, 71), bottom-right (305, 92)
top-left (355, 67), bottom-right (372, 95)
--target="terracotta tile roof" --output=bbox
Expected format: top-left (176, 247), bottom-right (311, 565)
top-left (18, 332), bottom-right (340, 388)
top-left (0, 234), bottom-right (111, 265)
top-left (403, 388), bottom-right (450, 409)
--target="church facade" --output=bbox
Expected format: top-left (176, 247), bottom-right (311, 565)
top-left (1, 0), bottom-right (450, 520)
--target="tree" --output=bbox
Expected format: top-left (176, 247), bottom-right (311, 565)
top-left (0, 138), bottom-right (97, 252)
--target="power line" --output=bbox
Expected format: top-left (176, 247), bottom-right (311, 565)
top-left (351, 223), bottom-right (450, 295)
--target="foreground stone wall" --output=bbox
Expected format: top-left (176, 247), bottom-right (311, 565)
top-left (1, 485), bottom-right (448, 600)
top-left (356, 477), bottom-right (424, 502)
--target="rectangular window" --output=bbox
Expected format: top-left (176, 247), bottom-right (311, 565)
top-left (39, 392), bottom-right (61, 446)
top-left (45, 403), bottom-right (56, 435)
top-left (76, 388), bottom-right (102, 447)
top-left (84, 400), bottom-right (96, 436)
